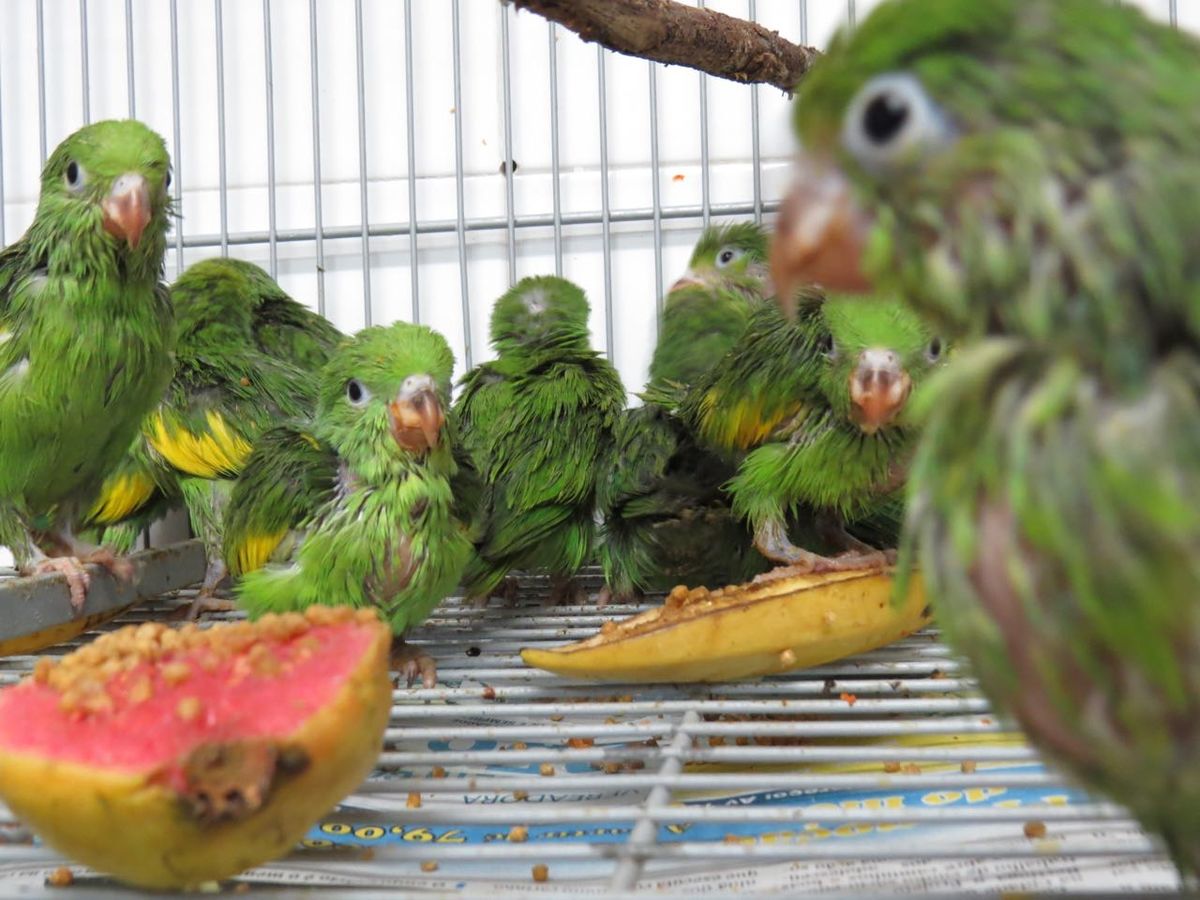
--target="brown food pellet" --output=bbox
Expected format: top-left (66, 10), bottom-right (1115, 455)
top-left (961, 760), bottom-right (978, 774)
top-left (513, 790), bottom-right (529, 801)
top-left (708, 736), bottom-right (726, 747)
top-left (901, 763), bottom-right (922, 775)
top-left (45, 867), bottom-right (74, 887)
top-left (839, 692), bottom-right (857, 706)
top-left (567, 737), bottom-right (594, 749)
top-left (431, 766), bottom-right (447, 778)
top-left (407, 792), bottom-right (422, 808)
top-left (1024, 820), bottom-right (1047, 839)
top-left (508, 825), bottom-right (529, 842)
top-left (531, 864), bottom-right (549, 883)
top-left (539, 763), bottom-right (555, 776)
top-left (176, 696), bottom-right (202, 722)
top-left (883, 761), bottom-right (901, 773)
top-left (602, 762), bottom-right (620, 774)
top-left (512, 741), bottom-right (527, 751)
top-left (360, 848), bottom-right (375, 861)
top-left (421, 861), bottom-right (439, 873)
top-left (549, 714), bottom-right (564, 722)
top-left (481, 685), bottom-right (497, 700)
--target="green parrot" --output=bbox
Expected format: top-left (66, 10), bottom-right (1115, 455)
top-left (597, 224), bottom-right (775, 604)
top-left (83, 258), bottom-right (342, 614)
top-left (0, 120), bottom-right (174, 609)
top-left (225, 320), bottom-right (471, 687)
top-left (772, 0), bottom-right (1200, 875)
top-left (455, 276), bottom-right (625, 605)
top-left (723, 295), bottom-right (945, 570)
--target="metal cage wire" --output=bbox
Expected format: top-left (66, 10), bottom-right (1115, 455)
top-left (0, 0), bottom-right (1193, 894)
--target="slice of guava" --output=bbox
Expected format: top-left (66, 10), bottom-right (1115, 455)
top-left (0, 605), bottom-right (392, 889)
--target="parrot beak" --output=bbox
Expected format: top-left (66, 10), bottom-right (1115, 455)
top-left (669, 271), bottom-right (705, 294)
top-left (101, 173), bottom-right (152, 249)
top-left (771, 156), bottom-right (873, 319)
top-left (849, 348), bottom-right (912, 435)
top-left (388, 375), bottom-right (444, 454)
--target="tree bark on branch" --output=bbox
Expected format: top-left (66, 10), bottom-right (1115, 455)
top-left (509, 0), bottom-right (819, 94)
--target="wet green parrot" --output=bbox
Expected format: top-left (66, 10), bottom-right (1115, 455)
top-left (456, 276), bottom-right (625, 605)
top-left (723, 295), bottom-right (945, 571)
top-left (597, 224), bottom-right (774, 604)
top-left (772, 0), bottom-right (1200, 875)
top-left (0, 120), bottom-right (175, 609)
top-left (225, 320), bottom-right (471, 687)
top-left (83, 258), bottom-right (342, 613)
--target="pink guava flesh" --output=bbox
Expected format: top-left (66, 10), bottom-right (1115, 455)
top-left (0, 621), bottom-right (377, 779)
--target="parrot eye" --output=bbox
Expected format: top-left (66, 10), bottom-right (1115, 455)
top-left (716, 246), bottom-right (744, 269)
top-left (345, 379), bottom-right (371, 407)
top-left (817, 333), bottom-right (838, 361)
top-left (165, 169), bottom-right (172, 191)
top-left (925, 336), bottom-right (944, 362)
top-left (841, 72), bottom-right (952, 175)
top-left (64, 160), bottom-right (87, 192)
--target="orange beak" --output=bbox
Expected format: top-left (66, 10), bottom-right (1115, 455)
top-left (388, 376), bottom-right (444, 454)
top-left (101, 172), bottom-right (152, 249)
top-left (668, 271), bottom-right (705, 294)
top-left (849, 348), bottom-right (912, 434)
top-left (771, 157), bottom-right (873, 318)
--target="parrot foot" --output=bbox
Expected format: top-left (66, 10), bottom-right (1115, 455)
top-left (26, 557), bottom-right (92, 612)
top-left (754, 519), bottom-right (892, 573)
top-left (596, 584), bottom-right (643, 608)
top-left (391, 640), bottom-right (438, 689)
top-left (467, 576), bottom-right (521, 609)
top-left (81, 547), bottom-right (136, 583)
top-left (548, 575), bottom-right (587, 606)
top-left (180, 590), bottom-right (238, 620)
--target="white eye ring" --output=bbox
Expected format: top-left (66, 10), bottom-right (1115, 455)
top-left (345, 378), bottom-right (372, 407)
top-left (715, 246), bottom-right (744, 269)
top-left (841, 72), bottom-right (953, 175)
top-left (64, 160), bottom-right (88, 192)
top-left (925, 336), bottom-right (945, 363)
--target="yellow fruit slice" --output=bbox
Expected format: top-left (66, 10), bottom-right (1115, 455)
top-left (521, 568), bottom-right (930, 682)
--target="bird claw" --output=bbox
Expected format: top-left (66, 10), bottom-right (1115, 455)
top-left (547, 575), bottom-right (587, 606)
top-left (176, 589), bottom-right (238, 621)
top-left (391, 642), bottom-right (437, 689)
top-left (28, 557), bottom-right (90, 612)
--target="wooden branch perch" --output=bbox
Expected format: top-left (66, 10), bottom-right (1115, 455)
top-left (510, 0), bottom-right (819, 94)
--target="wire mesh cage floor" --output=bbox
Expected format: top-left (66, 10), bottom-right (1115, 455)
top-left (0, 552), bottom-right (1185, 897)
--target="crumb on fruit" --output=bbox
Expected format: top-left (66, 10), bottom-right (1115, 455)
top-left (509, 825), bottom-right (529, 842)
top-left (779, 648), bottom-right (797, 667)
top-left (176, 696), bottom-right (202, 721)
top-left (532, 864), bottom-right (549, 883)
top-left (45, 867), bottom-right (73, 888)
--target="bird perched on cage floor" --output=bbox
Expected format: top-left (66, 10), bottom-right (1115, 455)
top-left (771, 0), bottom-right (1200, 877)
top-left (82, 257), bottom-right (343, 617)
top-left (224, 320), bottom-right (471, 688)
top-left (598, 222), bottom-right (774, 605)
top-left (716, 294), bottom-right (945, 572)
top-left (0, 119), bottom-right (175, 610)
top-left (455, 275), bottom-right (625, 606)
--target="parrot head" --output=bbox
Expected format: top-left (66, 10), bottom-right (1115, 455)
top-left (672, 221), bottom-right (770, 296)
top-left (36, 119), bottom-right (173, 275)
top-left (770, 0), bottom-right (1196, 344)
top-left (817, 295), bottom-right (946, 435)
top-left (316, 321), bottom-right (454, 467)
top-left (489, 275), bottom-right (592, 352)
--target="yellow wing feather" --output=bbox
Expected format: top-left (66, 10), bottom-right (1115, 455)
top-left (146, 410), bottom-right (253, 479)
top-left (88, 471), bottom-right (158, 524)
top-left (232, 529), bottom-right (288, 577)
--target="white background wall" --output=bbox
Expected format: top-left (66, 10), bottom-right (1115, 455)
top-left (0, 0), bottom-right (1193, 566)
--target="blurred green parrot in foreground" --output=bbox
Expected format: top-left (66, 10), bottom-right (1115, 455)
top-left (598, 223), bottom-right (773, 604)
top-left (0, 120), bottom-right (175, 609)
top-left (225, 321), bottom-right (471, 687)
top-left (85, 258), bottom-right (341, 614)
top-left (772, 0), bottom-right (1200, 875)
top-left (456, 276), bottom-right (624, 605)
top-left (721, 295), bottom-right (945, 571)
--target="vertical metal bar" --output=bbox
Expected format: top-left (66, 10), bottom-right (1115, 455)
top-left (262, 0), bottom-right (279, 278)
top-left (1169, 0), bottom-right (1178, 27)
top-left (36, 0), bottom-right (47, 165)
top-left (0, 59), bottom-right (7, 246)
top-left (648, 62), bottom-right (663, 310)
top-left (451, 0), bottom-right (474, 368)
top-left (79, 0), bottom-right (90, 124)
top-left (847, 0), bottom-right (856, 28)
top-left (125, 0), bottom-right (136, 117)
top-left (697, 0), bottom-right (709, 230)
top-left (500, 4), bottom-right (517, 286)
top-left (611, 710), bottom-right (701, 889)
top-left (748, 0), bottom-right (762, 225)
top-left (354, 0), bottom-right (372, 324)
top-left (214, 0), bottom-right (229, 257)
top-left (169, 0), bottom-right (184, 276)
top-left (597, 46), bottom-right (614, 360)
top-left (403, 0), bottom-right (420, 323)
top-left (308, 0), bottom-right (326, 315)
top-left (799, 0), bottom-right (808, 44)
top-left (548, 24), bottom-right (563, 277)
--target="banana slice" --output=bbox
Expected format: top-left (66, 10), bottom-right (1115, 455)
top-left (521, 567), bottom-right (930, 682)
